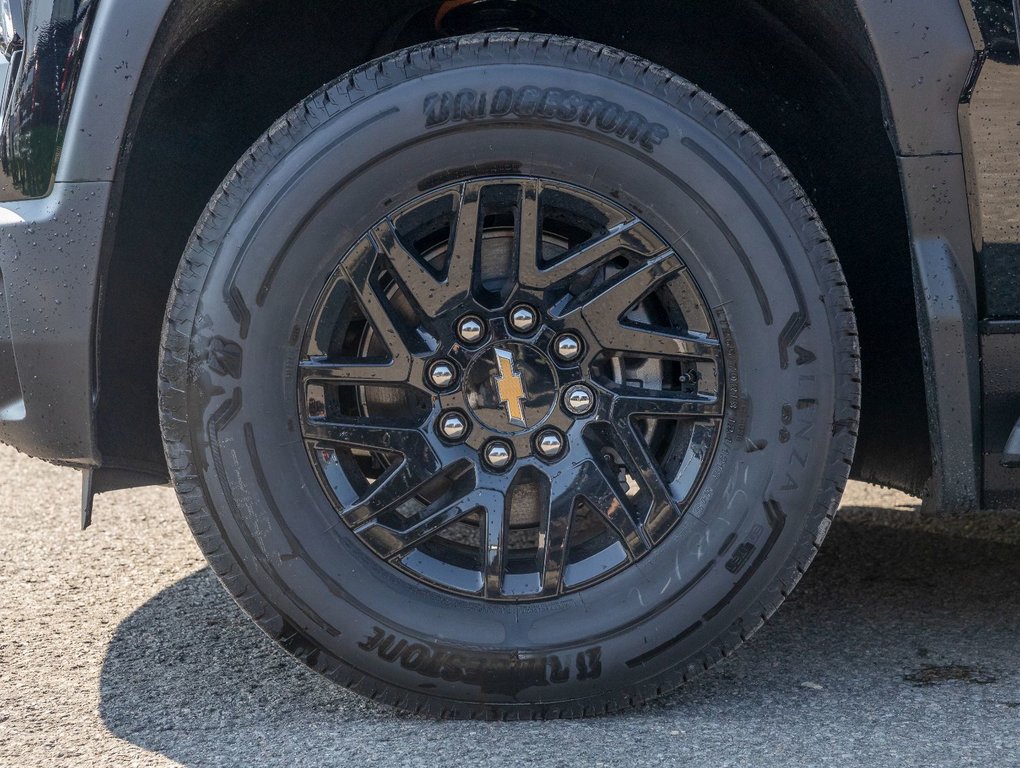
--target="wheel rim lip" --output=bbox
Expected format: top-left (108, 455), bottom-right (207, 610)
top-left (297, 174), bottom-right (724, 601)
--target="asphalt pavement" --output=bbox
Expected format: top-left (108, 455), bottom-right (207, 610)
top-left (1, 443), bottom-right (1019, 767)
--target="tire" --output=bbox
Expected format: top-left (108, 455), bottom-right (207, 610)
top-left (158, 33), bottom-right (859, 719)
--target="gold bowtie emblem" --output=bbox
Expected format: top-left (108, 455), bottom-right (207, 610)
top-left (493, 347), bottom-right (527, 427)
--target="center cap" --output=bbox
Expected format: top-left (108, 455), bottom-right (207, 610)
top-left (464, 343), bottom-right (558, 434)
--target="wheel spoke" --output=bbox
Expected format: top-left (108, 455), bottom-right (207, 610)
top-left (303, 416), bottom-right (433, 456)
top-left (558, 248), bottom-right (722, 363)
top-left (370, 218), bottom-right (444, 316)
top-left (345, 462), bottom-right (430, 526)
top-left (445, 182), bottom-right (484, 291)
top-left (514, 179), bottom-right (543, 286)
top-left (610, 387), bottom-right (723, 420)
top-left (299, 356), bottom-right (414, 386)
top-left (371, 193), bottom-right (480, 317)
top-left (357, 479), bottom-right (489, 559)
top-left (528, 475), bottom-right (568, 595)
top-left (521, 218), bottom-right (663, 288)
top-left (482, 489), bottom-right (510, 598)
top-left (576, 250), bottom-right (684, 316)
top-left (556, 250), bottom-right (684, 323)
top-left (605, 416), bottom-right (681, 535)
top-left (571, 460), bottom-right (651, 559)
top-left (599, 324), bottom-right (722, 362)
top-left (339, 240), bottom-right (423, 370)
top-left (303, 415), bottom-right (440, 527)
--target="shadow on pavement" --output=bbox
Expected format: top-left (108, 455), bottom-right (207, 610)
top-left (99, 507), bottom-right (1020, 768)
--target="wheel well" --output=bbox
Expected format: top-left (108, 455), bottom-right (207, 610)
top-left (96, 0), bottom-right (931, 494)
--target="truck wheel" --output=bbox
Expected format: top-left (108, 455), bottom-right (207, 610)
top-left (158, 33), bottom-right (859, 718)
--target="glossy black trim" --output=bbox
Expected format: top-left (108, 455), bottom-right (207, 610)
top-left (0, 0), bottom-right (99, 201)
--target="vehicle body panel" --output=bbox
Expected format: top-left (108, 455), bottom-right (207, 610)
top-left (961, 0), bottom-right (1020, 507)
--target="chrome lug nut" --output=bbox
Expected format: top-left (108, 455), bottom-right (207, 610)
top-left (509, 304), bottom-right (538, 334)
top-left (428, 360), bottom-right (457, 390)
top-left (553, 333), bottom-right (581, 362)
top-left (483, 440), bottom-right (514, 469)
top-left (438, 411), bottom-right (469, 441)
top-left (535, 429), bottom-right (565, 458)
top-left (563, 384), bottom-right (595, 416)
top-left (456, 315), bottom-right (485, 345)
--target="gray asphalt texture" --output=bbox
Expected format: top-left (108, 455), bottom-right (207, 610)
top-left (2, 443), bottom-right (1019, 767)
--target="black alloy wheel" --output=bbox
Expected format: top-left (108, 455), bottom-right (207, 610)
top-left (300, 178), bottom-right (722, 600)
top-left (159, 34), bottom-right (860, 719)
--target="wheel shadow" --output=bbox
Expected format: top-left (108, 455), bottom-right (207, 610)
top-left (99, 507), bottom-right (1020, 768)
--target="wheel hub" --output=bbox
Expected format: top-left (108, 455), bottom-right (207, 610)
top-left (463, 342), bottom-right (558, 434)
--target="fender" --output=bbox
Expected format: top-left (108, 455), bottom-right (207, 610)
top-left (60, 1), bottom-right (174, 187)
top-left (0, 0), bottom-right (172, 468)
top-left (855, 0), bottom-right (983, 512)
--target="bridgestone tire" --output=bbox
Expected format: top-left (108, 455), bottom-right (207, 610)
top-left (158, 33), bottom-right (860, 719)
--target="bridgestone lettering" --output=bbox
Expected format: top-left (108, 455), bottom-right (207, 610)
top-left (424, 86), bottom-right (669, 151)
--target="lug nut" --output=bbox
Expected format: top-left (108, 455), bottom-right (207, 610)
top-left (438, 411), bottom-right (469, 441)
top-left (509, 304), bottom-right (538, 334)
top-left (535, 429), bottom-right (565, 458)
top-left (428, 360), bottom-right (457, 390)
top-left (456, 315), bottom-right (486, 345)
top-left (553, 333), bottom-right (582, 362)
top-left (483, 440), bottom-right (514, 469)
top-left (563, 384), bottom-right (595, 416)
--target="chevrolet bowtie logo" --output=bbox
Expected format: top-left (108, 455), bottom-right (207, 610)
top-left (493, 347), bottom-right (527, 427)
